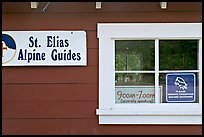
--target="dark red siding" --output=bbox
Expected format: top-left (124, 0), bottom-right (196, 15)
top-left (2, 2), bottom-right (202, 135)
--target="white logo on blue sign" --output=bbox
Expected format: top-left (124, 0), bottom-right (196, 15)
top-left (166, 73), bottom-right (196, 103)
top-left (174, 77), bottom-right (188, 90)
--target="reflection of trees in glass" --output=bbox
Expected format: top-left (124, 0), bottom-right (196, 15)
top-left (115, 73), bottom-right (154, 86)
top-left (115, 40), bottom-right (155, 71)
top-left (115, 40), bottom-right (155, 85)
top-left (160, 40), bottom-right (198, 70)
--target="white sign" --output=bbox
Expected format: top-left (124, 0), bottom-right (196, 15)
top-left (115, 86), bottom-right (162, 103)
top-left (2, 31), bottom-right (87, 66)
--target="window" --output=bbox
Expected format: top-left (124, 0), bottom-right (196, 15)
top-left (96, 23), bottom-right (202, 124)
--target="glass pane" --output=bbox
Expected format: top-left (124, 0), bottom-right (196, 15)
top-left (159, 40), bottom-right (198, 70)
top-left (159, 72), bottom-right (199, 103)
top-left (115, 73), bottom-right (155, 86)
top-left (115, 40), bottom-right (155, 71)
top-left (115, 73), bottom-right (155, 104)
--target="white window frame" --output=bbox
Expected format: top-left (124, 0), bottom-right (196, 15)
top-left (96, 23), bottom-right (202, 124)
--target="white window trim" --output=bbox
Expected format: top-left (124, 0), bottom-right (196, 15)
top-left (96, 23), bottom-right (202, 124)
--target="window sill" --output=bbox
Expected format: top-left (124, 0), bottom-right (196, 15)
top-left (96, 109), bottom-right (202, 124)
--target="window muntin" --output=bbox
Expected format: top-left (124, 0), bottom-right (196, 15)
top-left (115, 40), bottom-right (156, 104)
top-left (159, 40), bottom-right (199, 104)
top-left (97, 23), bottom-right (202, 124)
top-left (115, 39), bottom-right (199, 104)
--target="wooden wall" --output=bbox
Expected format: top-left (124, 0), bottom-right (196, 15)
top-left (2, 2), bottom-right (202, 135)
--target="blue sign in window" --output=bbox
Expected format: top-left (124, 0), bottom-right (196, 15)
top-left (166, 73), bottom-right (196, 103)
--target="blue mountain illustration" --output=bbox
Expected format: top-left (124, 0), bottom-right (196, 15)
top-left (2, 34), bottom-right (16, 49)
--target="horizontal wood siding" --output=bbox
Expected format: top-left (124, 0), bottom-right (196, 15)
top-left (3, 101), bottom-right (97, 118)
top-left (2, 84), bottom-right (98, 101)
top-left (2, 2), bottom-right (202, 135)
top-left (3, 119), bottom-right (202, 135)
top-left (2, 12), bottom-right (202, 31)
top-left (2, 66), bottom-right (98, 83)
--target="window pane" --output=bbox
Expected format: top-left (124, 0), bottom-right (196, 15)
top-left (115, 73), bottom-right (155, 104)
top-left (159, 40), bottom-right (198, 70)
top-left (115, 40), bottom-right (155, 71)
top-left (115, 73), bottom-right (154, 86)
top-left (159, 72), bottom-right (199, 103)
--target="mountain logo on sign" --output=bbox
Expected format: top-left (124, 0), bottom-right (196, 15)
top-left (174, 77), bottom-right (188, 90)
top-left (2, 33), bottom-right (17, 64)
